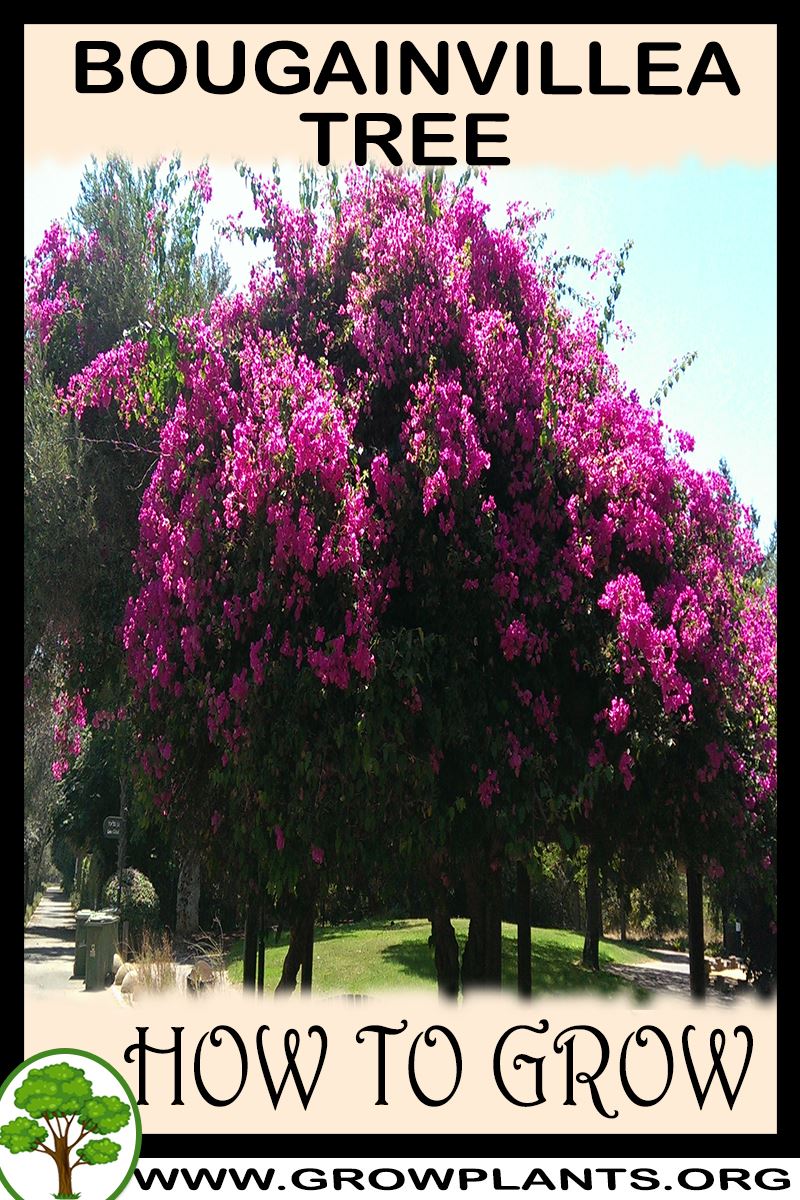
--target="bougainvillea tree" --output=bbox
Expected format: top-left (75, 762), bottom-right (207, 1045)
top-left (30, 164), bottom-right (776, 995)
top-left (543, 304), bottom-right (767, 983)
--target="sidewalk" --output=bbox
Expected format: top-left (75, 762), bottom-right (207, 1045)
top-left (24, 886), bottom-right (85, 994)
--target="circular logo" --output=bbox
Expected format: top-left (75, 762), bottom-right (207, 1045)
top-left (0, 1049), bottom-right (141, 1200)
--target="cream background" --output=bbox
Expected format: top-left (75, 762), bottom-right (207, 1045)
top-left (25, 25), bottom-right (775, 168)
top-left (25, 993), bottom-right (777, 1134)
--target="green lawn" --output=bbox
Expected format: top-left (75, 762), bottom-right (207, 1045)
top-left (227, 918), bottom-right (654, 998)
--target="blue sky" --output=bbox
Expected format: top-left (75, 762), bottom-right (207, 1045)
top-left (25, 158), bottom-right (776, 541)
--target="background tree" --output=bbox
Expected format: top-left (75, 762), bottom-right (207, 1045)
top-left (24, 681), bottom-right (60, 911)
top-left (25, 156), bottom-right (228, 930)
top-left (762, 523), bottom-right (777, 590)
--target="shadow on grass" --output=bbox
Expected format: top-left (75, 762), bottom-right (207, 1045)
top-left (380, 929), bottom-right (647, 997)
top-left (378, 938), bottom-right (439, 985)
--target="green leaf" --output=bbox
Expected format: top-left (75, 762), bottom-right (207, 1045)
top-left (77, 1137), bottom-right (122, 1165)
top-left (79, 1094), bottom-right (131, 1135)
top-left (14, 1063), bottom-right (93, 1119)
top-left (0, 1116), bottom-right (47, 1153)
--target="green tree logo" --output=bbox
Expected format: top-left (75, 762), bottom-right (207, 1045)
top-left (0, 1052), bottom-right (140, 1200)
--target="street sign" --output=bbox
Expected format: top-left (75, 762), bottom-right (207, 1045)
top-left (103, 815), bottom-right (122, 838)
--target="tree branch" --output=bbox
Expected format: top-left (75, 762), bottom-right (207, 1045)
top-left (64, 432), bottom-right (160, 457)
top-left (35, 1143), bottom-right (56, 1158)
top-left (67, 1124), bottom-right (92, 1153)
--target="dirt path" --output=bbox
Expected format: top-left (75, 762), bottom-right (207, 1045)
top-left (607, 946), bottom-right (744, 1004)
top-left (24, 886), bottom-right (85, 994)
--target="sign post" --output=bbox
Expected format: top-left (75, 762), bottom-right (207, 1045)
top-left (114, 777), bottom-right (128, 917)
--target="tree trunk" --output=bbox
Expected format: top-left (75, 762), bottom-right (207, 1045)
top-left (462, 853), bottom-right (503, 990)
top-left (618, 883), bottom-right (628, 943)
top-left (426, 862), bottom-right (460, 998)
top-left (575, 880), bottom-right (584, 933)
top-left (175, 848), bottom-right (202, 937)
top-left (257, 927), bottom-right (266, 996)
top-left (301, 919), bottom-right (314, 993)
top-left (485, 862), bottom-right (502, 985)
top-left (582, 848), bottom-right (602, 971)
top-left (275, 906), bottom-right (314, 995)
top-left (55, 1138), bottom-right (74, 1197)
top-left (686, 865), bottom-right (706, 999)
top-left (430, 906), bottom-right (460, 998)
top-left (117, 769), bottom-right (129, 913)
top-left (276, 877), bottom-right (317, 995)
top-left (461, 859), bottom-right (487, 989)
top-left (516, 863), bottom-right (532, 997)
top-left (242, 888), bottom-right (260, 991)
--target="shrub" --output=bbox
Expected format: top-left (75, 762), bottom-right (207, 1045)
top-left (51, 834), bottom-right (76, 895)
top-left (74, 852), bottom-right (106, 911)
top-left (104, 867), bottom-right (159, 939)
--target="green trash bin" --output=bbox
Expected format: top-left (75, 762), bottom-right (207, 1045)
top-left (85, 914), bottom-right (119, 991)
top-left (99, 908), bottom-right (122, 962)
top-left (73, 910), bottom-right (94, 980)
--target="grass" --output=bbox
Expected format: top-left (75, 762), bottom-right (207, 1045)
top-left (227, 918), bottom-right (654, 998)
top-left (135, 929), bottom-right (179, 993)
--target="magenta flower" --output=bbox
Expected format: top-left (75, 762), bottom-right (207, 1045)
top-left (606, 698), bottom-right (631, 735)
top-left (618, 750), bottom-right (635, 791)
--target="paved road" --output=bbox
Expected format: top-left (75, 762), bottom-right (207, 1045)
top-left (24, 887), bottom-right (85, 993)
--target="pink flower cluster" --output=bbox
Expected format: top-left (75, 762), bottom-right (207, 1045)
top-left (58, 339), bottom-right (148, 423)
top-left (25, 222), bottom-right (98, 347)
top-left (122, 318), bottom-right (384, 777)
top-left (51, 689), bottom-right (88, 780)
